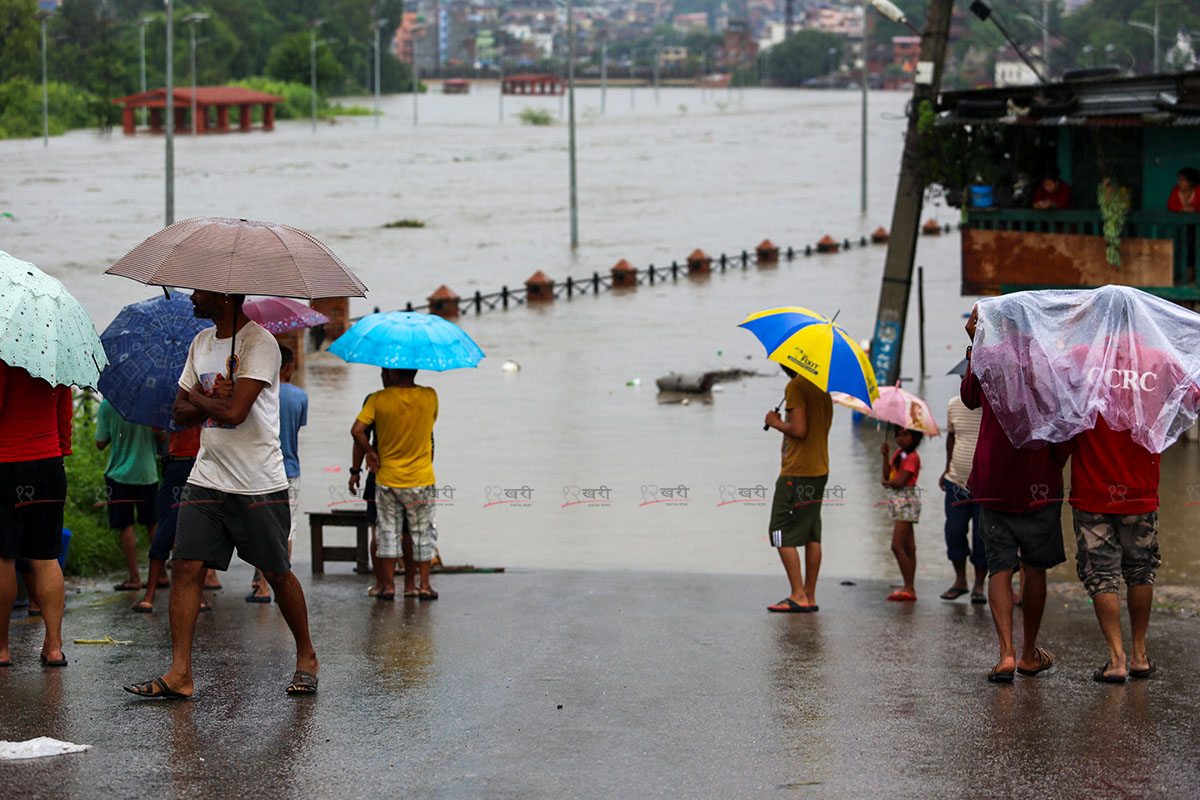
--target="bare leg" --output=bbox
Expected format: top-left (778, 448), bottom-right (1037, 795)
top-left (402, 528), bottom-right (416, 594)
top-left (1127, 584), bottom-right (1153, 673)
top-left (1015, 567), bottom-right (1048, 672)
top-left (137, 558), bottom-right (168, 608)
top-left (118, 525), bottom-right (142, 587)
top-left (891, 522), bottom-right (917, 595)
top-left (27, 559), bottom-right (64, 661)
top-left (1091, 591), bottom-right (1126, 679)
top-left (158, 559), bottom-right (205, 696)
top-left (989, 568), bottom-right (1016, 673)
top-left (0, 558), bottom-right (16, 663)
top-left (418, 560), bottom-right (433, 594)
top-left (948, 557), bottom-right (968, 591)
top-left (370, 529), bottom-right (387, 594)
top-left (972, 564), bottom-right (987, 595)
top-left (260, 570), bottom-right (319, 678)
top-left (803, 541), bottom-right (821, 605)
top-left (204, 568), bottom-right (221, 590)
top-left (774, 546), bottom-right (809, 606)
top-left (376, 558), bottom-right (397, 595)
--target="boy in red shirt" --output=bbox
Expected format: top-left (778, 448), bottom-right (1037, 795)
top-left (1070, 417), bottom-right (1162, 683)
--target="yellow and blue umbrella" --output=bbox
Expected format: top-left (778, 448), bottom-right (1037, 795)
top-left (739, 307), bottom-right (879, 406)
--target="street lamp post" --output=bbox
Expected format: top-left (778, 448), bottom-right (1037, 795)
top-left (372, 16), bottom-right (389, 128)
top-left (600, 34), bottom-right (607, 114)
top-left (412, 25), bottom-right (422, 126)
top-left (653, 38), bottom-right (661, 106)
top-left (567, 0), bottom-right (578, 248)
top-left (496, 49), bottom-right (504, 122)
top-left (35, 8), bottom-right (55, 148)
top-left (165, 0), bottom-right (175, 226)
top-left (309, 19), bottom-right (324, 133)
top-left (182, 12), bottom-right (208, 136)
top-left (136, 16), bottom-right (152, 126)
top-left (1129, 4), bottom-right (1161, 74)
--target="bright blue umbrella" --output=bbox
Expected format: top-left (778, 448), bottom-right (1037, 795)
top-left (328, 312), bottom-right (485, 371)
top-left (98, 293), bottom-right (214, 428)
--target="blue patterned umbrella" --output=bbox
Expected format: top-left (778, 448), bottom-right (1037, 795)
top-left (328, 312), bottom-right (485, 371)
top-left (97, 293), bottom-right (214, 428)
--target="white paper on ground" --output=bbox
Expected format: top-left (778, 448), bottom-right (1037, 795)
top-left (0, 737), bottom-right (92, 760)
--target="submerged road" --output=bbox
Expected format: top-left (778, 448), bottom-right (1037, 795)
top-left (2, 567), bottom-right (1199, 798)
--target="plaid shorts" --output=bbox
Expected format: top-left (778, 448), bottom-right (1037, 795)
top-left (377, 484), bottom-right (438, 562)
top-left (1073, 509), bottom-right (1160, 597)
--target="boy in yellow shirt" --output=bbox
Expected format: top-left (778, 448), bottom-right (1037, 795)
top-left (351, 369), bottom-right (439, 600)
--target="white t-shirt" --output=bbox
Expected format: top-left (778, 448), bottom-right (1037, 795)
top-left (178, 320), bottom-right (287, 495)
top-left (945, 396), bottom-right (982, 490)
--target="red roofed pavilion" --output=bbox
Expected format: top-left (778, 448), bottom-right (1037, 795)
top-left (112, 87), bottom-right (285, 135)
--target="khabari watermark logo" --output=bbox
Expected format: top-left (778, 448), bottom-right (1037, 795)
top-left (562, 485), bottom-right (612, 508)
top-left (717, 484), bottom-right (769, 507)
top-left (639, 484), bottom-right (690, 507)
top-left (484, 485), bottom-right (534, 508)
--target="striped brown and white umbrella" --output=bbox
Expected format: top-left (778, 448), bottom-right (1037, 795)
top-left (106, 217), bottom-right (367, 299)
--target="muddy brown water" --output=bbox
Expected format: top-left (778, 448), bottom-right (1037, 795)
top-left (4, 87), bottom-right (1198, 587)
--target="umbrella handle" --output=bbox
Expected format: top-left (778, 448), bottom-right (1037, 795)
top-left (763, 396), bottom-right (784, 431)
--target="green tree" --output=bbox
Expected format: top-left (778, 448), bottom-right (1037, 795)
top-left (0, 0), bottom-right (40, 83)
top-left (764, 30), bottom-right (844, 86)
top-left (265, 30), bottom-right (343, 90)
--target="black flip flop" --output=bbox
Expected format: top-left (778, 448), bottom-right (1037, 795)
top-left (970, 591), bottom-right (988, 605)
top-left (767, 598), bottom-right (810, 613)
top-left (131, 602), bottom-right (153, 614)
top-left (419, 590), bottom-right (438, 601)
top-left (1093, 662), bottom-right (1127, 683)
top-left (1130, 661), bottom-right (1157, 679)
top-left (940, 587), bottom-right (969, 600)
top-left (987, 664), bottom-right (1015, 683)
top-left (1017, 647), bottom-right (1055, 677)
top-left (39, 651), bottom-right (68, 667)
top-left (124, 677), bottom-right (190, 700)
top-left (286, 670), bottom-right (318, 695)
top-left (245, 593), bottom-right (271, 604)
top-left (113, 582), bottom-right (142, 592)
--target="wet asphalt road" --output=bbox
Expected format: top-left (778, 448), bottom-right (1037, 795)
top-left (2, 566), bottom-right (1200, 798)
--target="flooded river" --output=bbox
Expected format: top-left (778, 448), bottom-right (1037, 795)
top-left (4, 86), bottom-right (1199, 587)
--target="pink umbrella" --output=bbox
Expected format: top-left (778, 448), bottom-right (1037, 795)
top-left (833, 385), bottom-right (940, 436)
top-left (243, 296), bottom-right (330, 334)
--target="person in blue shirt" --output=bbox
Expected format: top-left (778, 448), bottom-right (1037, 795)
top-left (248, 345), bottom-right (307, 603)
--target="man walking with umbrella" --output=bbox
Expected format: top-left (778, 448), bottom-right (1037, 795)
top-left (125, 290), bottom-right (318, 698)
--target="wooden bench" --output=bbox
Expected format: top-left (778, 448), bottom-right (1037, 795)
top-left (308, 509), bottom-right (371, 574)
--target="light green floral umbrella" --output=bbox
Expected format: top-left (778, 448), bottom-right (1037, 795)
top-left (0, 251), bottom-right (108, 389)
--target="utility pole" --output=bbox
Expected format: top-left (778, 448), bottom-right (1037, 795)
top-left (36, 8), bottom-right (53, 147)
top-left (600, 34), bottom-right (607, 114)
top-left (183, 13), bottom-right (207, 136)
top-left (868, 0), bottom-right (955, 388)
top-left (861, 6), bottom-right (869, 216)
top-left (165, 0), bottom-right (175, 226)
top-left (1041, 0), bottom-right (1050, 78)
top-left (372, 15), bottom-right (389, 127)
top-left (137, 17), bottom-right (152, 126)
top-left (309, 19), bottom-right (324, 133)
top-left (567, 0), bottom-right (578, 248)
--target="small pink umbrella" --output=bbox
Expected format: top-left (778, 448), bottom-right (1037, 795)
top-left (243, 296), bottom-right (330, 334)
top-left (832, 385), bottom-right (940, 436)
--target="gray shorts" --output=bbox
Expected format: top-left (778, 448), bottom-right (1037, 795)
top-left (979, 502), bottom-right (1065, 575)
top-left (173, 484), bottom-right (292, 573)
top-left (1073, 509), bottom-right (1160, 597)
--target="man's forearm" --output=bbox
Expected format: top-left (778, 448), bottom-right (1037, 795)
top-left (187, 390), bottom-right (242, 427)
top-left (351, 430), bottom-right (375, 460)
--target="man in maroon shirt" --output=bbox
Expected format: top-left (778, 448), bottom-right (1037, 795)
top-left (1070, 417), bottom-right (1161, 683)
top-left (962, 307), bottom-right (1068, 683)
top-left (0, 360), bottom-right (72, 668)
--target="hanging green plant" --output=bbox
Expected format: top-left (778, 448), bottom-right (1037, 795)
top-left (1097, 179), bottom-right (1130, 267)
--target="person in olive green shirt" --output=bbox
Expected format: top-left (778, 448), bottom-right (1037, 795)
top-left (96, 399), bottom-right (160, 591)
top-left (763, 366), bottom-right (833, 613)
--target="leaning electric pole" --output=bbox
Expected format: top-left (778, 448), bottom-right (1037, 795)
top-left (867, 0), bottom-right (955, 388)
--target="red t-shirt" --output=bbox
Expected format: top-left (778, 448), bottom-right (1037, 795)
top-left (961, 365), bottom-right (1067, 512)
top-left (1069, 416), bottom-right (1158, 514)
top-left (167, 426), bottom-right (202, 458)
top-left (890, 450), bottom-right (920, 486)
top-left (0, 361), bottom-right (73, 462)
top-left (1033, 180), bottom-right (1072, 209)
top-left (1167, 186), bottom-right (1199, 212)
